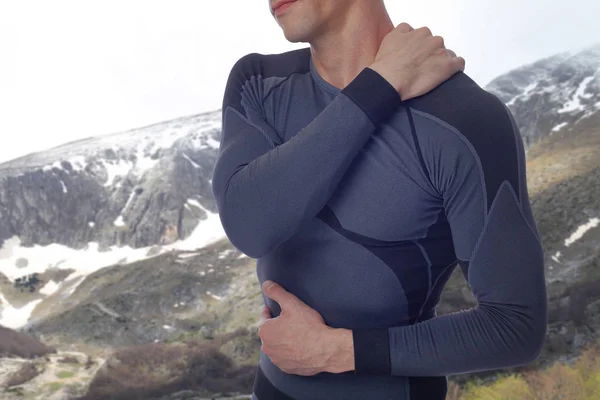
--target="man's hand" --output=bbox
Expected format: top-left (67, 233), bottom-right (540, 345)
top-left (369, 22), bottom-right (465, 100)
top-left (258, 280), bottom-right (354, 375)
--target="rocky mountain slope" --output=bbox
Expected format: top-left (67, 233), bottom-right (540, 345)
top-left (0, 110), bottom-right (221, 251)
top-left (22, 238), bottom-right (260, 350)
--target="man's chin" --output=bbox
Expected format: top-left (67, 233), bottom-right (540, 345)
top-left (281, 30), bottom-right (311, 44)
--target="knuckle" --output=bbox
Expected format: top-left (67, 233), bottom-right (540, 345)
top-left (432, 35), bottom-right (444, 48)
top-left (398, 22), bottom-right (413, 31)
top-left (417, 26), bottom-right (432, 36)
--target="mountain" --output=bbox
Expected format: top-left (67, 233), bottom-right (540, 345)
top-left (0, 110), bottom-right (227, 330)
top-left (0, 110), bottom-right (222, 251)
top-left (486, 42), bottom-right (600, 148)
top-left (1, 43), bottom-right (600, 399)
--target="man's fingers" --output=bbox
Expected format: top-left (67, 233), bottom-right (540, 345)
top-left (431, 48), bottom-right (464, 71)
top-left (262, 280), bottom-right (298, 311)
top-left (396, 22), bottom-right (413, 32)
top-left (445, 53), bottom-right (466, 71)
top-left (261, 305), bottom-right (271, 321)
top-left (258, 305), bottom-right (271, 327)
top-left (262, 305), bottom-right (271, 316)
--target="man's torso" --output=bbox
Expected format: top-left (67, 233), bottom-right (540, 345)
top-left (234, 47), bottom-right (494, 399)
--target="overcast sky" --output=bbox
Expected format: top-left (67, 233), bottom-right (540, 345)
top-left (0, 0), bottom-right (598, 163)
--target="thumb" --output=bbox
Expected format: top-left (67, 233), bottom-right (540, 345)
top-left (396, 22), bottom-right (413, 32)
top-left (262, 280), bottom-right (296, 312)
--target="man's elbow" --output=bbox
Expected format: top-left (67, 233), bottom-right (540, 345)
top-left (521, 278), bottom-right (548, 364)
top-left (520, 320), bottom-right (546, 365)
top-left (219, 213), bottom-right (274, 259)
top-left (213, 191), bottom-right (271, 259)
top-left (511, 309), bottom-right (547, 366)
top-left (222, 221), bottom-right (270, 259)
top-left (529, 308), bottom-right (548, 360)
top-left (231, 238), bottom-right (271, 259)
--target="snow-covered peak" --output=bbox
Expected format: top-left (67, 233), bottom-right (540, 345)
top-left (0, 109), bottom-right (222, 180)
top-left (485, 43), bottom-right (600, 147)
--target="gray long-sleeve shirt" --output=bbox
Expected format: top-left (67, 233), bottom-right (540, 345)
top-left (211, 47), bottom-right (547, 400)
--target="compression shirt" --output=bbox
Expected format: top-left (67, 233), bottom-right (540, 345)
top-left (211, 47), bottom-right (547, 400)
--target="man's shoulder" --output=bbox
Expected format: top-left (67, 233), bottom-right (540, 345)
top-left (223, 47), bottom-right (312, 113)
top-left (407, 71), bottom-right (523, 208)
top-left (407, 71), bottom-right (509, 129)
top-left (229, 47), bottom-right (312, 81)
top-left (407, 71), bottom-right (519, 160)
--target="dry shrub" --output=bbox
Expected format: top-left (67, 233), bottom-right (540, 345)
top-left (58, 356), bottom-right (80, 364)
top-left (80, 342), bottom-right (189, 400)
top-left (78, 328), bottom-right (257, 400)
top-left (461, 374), bottom-right (535, 400)
top-left (573, 343), bottom-right (600, 399)
top-left (85, 355), bottom-right (94, 369)
top-left (182, 346), bottom-right (256, 394)
top-left (446, 380), bottom-right (462, 400)
top-left (524, 363), bottom-right (586, 400)
top-left (4, 362), bottom-right (41, 388)
top-left (0, 325), bottom-right (56, 358)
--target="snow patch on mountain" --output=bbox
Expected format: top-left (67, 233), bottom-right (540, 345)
top-left (558, 75), bottom-right (597, 114)
top-left (564, 217), bottom-right (600, 247)
top-left (0, 294), bottom-right (43, 329)
top-left (0, 206), bottom-right (227, 329)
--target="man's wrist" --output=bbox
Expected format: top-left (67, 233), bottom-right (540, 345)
top-left (323, 328), bottom-right (355, 373)
top-left (368, 62), bottom-right (407, 99)
top-left (341, 67), bottom-right (403, 126)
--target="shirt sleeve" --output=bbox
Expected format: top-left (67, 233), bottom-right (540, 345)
top-left (211, 53), bottom-right (402, 258)
top-left (351, 99), bottom-right (548, 376)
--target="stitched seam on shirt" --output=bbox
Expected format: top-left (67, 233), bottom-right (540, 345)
top-left (504, 179), bottom-right (544, 248)
top-left (226, 106), bottom-right (277, 149)
top-left (407, 107), bottom-right (438, 196)
top-left (470, 180), bottom-right (542, 262)
top-left (414, 258), bottom-right (459, 324)
top-left (411, 108), bottom-right (489, 258)
top-left (263, 71), bottom-right (308, 104)
top-left (413, 239), bottom-right (433, 321)
top-left (502, 102), bottom-right (525, 204)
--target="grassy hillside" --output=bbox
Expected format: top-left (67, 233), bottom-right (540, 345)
top-left (448, 340), bottom-right (600, 400)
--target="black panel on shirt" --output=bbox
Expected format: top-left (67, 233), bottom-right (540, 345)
top-left (407, 72), bottom-right (521, 211)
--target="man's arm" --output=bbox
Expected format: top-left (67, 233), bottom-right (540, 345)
top-left (345, 99), bottom-right (547, 376)
top-left (211, 53), bottom-right (402, 259)
top-left (212, 25), bottom-right (466, 259)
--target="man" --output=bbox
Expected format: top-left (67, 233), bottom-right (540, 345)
top-left (211, 0), bottom-right (547, 399)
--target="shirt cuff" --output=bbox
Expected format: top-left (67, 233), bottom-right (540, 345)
top-left (352, 328), bottom-right (391, 374)
top-left (341, 67), bottom-right (402, 126)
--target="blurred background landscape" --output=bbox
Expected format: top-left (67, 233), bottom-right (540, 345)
top-left (1, 1), bottom-right (599, 399)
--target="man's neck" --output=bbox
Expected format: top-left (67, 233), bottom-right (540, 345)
top-left (309, 2), bottom-right (394, 89)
